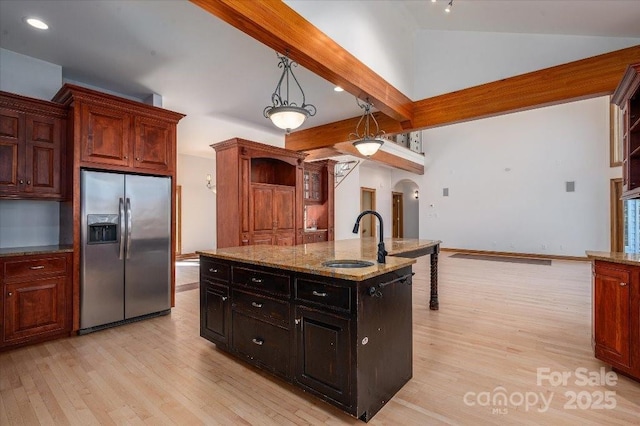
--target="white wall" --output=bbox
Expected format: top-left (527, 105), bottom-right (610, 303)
top-left (177, 154), bottom-right (217, 253)
top-left (0, 48), bottom-right (62, 100)
top-left (415, 31), bottom-right (640, 99)
top-left (0, 201), bottom-right (60, 248)
top-left (285, 0), bottom-right (415, 97)
top-left (334, 158), bottom-right (361, 241)
top-left (389, 96), bottom-right (615, 257)
top-left (0, 49), bottom-right (64, 248)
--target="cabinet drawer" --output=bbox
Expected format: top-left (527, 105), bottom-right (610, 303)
top-left (295, 279), bottom-right (351, 312)
top-left (4, 256), bottom-right (67, 281)
top-left (233, 267), bottom-right (290, 296)
top-left (232, 311), bottom-right (291, 378)
top-left (200, 258), bottom-right (230, 282)
top-left (233, 289), bottom-right (289, 327)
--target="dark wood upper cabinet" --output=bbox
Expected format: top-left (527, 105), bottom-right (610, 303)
top-left (303, 160), bottom-right (336, 241)
top-left (612, 63), bottom-right (640, 199)
top-left (133, 116), bottom-right (173, 171)
top-left (53, 84), bottom-right (184, 176)
top-left (0, 92), bottom-right (67, 200)
top-left (80, 103), bottom-right (130, 167)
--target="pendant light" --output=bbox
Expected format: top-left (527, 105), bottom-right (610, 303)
top-left (350, 98), bottom-right (385, 157)
top-left (263, 51), bottom-right (316, 133)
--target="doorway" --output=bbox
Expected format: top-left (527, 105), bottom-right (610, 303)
top-left (392, 192), bottom-right (404, 238)
top-left (360, 187), bottom-right (376, 238)
top-left (176, 185), bottom-right (182, 256)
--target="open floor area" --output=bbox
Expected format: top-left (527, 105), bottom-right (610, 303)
top-left (2, 253), bottom-right (639, 425)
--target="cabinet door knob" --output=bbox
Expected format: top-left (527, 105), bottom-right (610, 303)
top-left (295, 318), bottom-right (301, 325)
top-left (7, 292), bottom-right (12, 297)
top-left (124, 156), bottom-right (128, 159)
top-left (19, 179), bottom-right (24, 184)
top-left (27, 180), bottom-right (31, 185)
top-left (221, 296), bottom-right (228, 301)
top-left (620, 282), bottom-right (628, 286)
top-left (136, 157), bottom-right (141, 161)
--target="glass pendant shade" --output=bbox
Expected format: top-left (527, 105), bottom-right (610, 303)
top-left (353, 138), bottom-right (384, 156)
top-left (350, 98), bottom-right (385, 157)
top-left (266, 106), bottom-right (309, 131)
top-left (264, 52), bottom-right (316, 132)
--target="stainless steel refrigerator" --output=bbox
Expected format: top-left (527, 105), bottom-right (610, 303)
top-left (80, 170), bottom-right (171, 333)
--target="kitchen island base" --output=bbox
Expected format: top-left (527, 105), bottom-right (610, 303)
top-left (199, 256), bottom-right (413, 421)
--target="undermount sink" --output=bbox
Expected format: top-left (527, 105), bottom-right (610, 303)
top-left (322, 259), bottom-right (375, 268)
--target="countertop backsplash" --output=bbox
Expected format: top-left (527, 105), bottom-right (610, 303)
top-left (0, 200), bottom-right (61, 248)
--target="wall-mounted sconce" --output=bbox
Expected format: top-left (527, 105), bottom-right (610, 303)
top-left (414, 190), bottom-right (419, 199)
top-left (206, 174), bottom-right (216, 194)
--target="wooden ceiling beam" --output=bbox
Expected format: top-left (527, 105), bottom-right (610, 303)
top-left (333, 142), bottom-right (424, 175)
top-left (190, 0), bottom-right (414, 124)
top-left (286, 45), bottom-right (640, 152)
top-left (414, 44), bottom-right (640, 129)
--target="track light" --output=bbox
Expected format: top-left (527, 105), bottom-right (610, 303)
top-left (445, 0), bottom-right (452, 13)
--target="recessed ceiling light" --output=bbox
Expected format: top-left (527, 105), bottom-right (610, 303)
top-left (334, 86), bottom-right (344, 92)
top-left (24, 17), bottom-right (49, 30)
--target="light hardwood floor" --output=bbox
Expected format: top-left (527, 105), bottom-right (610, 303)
top-left (2, 253), bottom-right (639, 425)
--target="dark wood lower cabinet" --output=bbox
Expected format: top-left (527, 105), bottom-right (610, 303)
top-left (295, 306), bottom-right (351, 406)
top-left (200, 279), bottom-right (230, 346)
top-left (199, 256), bottom-right (413, 421)
top-left (1, 252), bottom-right (72, 350)
top-left (592, 261), bottom-right (639, 381)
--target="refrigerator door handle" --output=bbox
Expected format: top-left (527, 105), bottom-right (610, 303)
top-left (118, 197), bottom-right (125, 260)
top-left (126, 197), bottom-right (132, 259)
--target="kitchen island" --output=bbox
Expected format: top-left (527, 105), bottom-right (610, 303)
top-left (197, 237), bottom-right (440, 421)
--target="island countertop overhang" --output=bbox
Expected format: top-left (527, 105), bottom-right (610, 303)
top-left (197, 237), bottom-right (441, 281)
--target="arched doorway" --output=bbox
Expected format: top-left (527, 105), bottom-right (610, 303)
top-left (392, 179), bottom-right (419, 238)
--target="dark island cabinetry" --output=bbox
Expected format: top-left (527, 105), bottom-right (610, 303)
top-left (199, 255), bottom-right (413, 421)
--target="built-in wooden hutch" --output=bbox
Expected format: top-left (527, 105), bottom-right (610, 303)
top-left (212, 138), bottom-right (335, 249)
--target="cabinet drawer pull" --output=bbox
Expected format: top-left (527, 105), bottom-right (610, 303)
top-left (252, 338), bottom-right (264, 346)
top-left (251, 302), bottom-right (263, 308)
top-left (27, 180), bottom-right (31, 185)
top-left (251, 277), bottom-right (263, 284)
top-left (312, 290), bottom-right (328, 297)
top-left (209, 268), bottom-right (218, 273)
top-left (19, 179), bottom-right (24, 184)
top-left (620, 282), bottom-right (628, 286)
top-left (29, 265), bottom-right (45, 270)
top-left (7, 292), bottom-right (12, 297)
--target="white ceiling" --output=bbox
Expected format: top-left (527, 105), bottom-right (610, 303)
top-left (1, 0), bottom-right (639, 158)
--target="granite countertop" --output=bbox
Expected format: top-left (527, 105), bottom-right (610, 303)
top-left (0, 244), bottom-right (74, 258)
top-left (197, 238), bottom-right (440, 281)
top-left (586, 251), bottom-right (640, 266)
